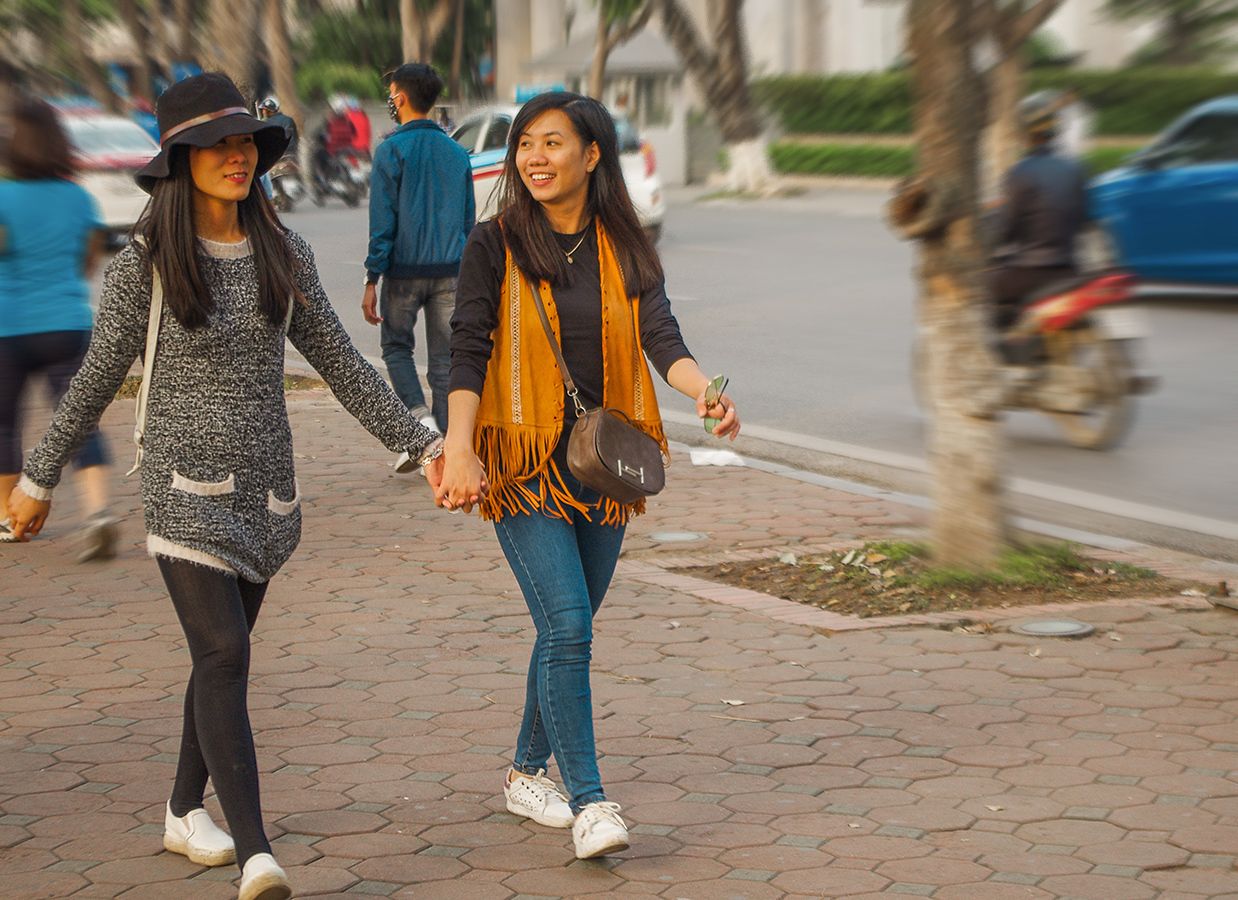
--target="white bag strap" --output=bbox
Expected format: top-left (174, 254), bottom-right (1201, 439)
top-left (126, 236), bottom-right (162, 476)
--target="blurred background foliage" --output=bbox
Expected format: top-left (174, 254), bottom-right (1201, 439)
top-left (756, 67), bottom-right (1238, 137)
top-left (1, 0), bottom-right (493, 108)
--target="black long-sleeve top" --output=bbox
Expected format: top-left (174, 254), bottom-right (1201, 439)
top-left (450, 219), bottom-right (692, 468)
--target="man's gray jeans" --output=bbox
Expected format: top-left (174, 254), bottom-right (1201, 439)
top-left (379, 276), bottom-right (456, 431)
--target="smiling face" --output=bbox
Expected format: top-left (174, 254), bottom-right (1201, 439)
top-left (515, 109), bottom-right (600, 227)
top-left (188, 133), bottom-right (259, 206)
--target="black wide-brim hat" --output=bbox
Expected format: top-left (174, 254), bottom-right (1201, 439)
top-left (135, 73), bottom-right (290, 194)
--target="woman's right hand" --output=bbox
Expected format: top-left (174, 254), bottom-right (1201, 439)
top-left (435, 447), bottom-right (489, 514)
top-left (7, 486), bottom-right (51, 541)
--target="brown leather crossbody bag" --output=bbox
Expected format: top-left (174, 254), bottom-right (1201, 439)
top-left (529, 287), bottom-right (665, 505)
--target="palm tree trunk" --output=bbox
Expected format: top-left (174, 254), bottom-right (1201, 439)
top-left (659, 0), bottom-right (769, 192)
top-left (588, 10), bottom-right (611, 100)
top-left (450, 0), bottom-right (465, 101)
top-left (176, 0), bottom-right (199, 64)
top-left (265, 0), bottom-right (303, 135)
top-left (889, 0), bottom-right (1006, 569)
top-left (118, 0), bottom-right (154, 103)
top-left (64, 0), bottom-right (121, 112)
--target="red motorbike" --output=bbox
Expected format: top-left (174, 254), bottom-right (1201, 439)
top-left (915, 271), bottom-right (1158, 450)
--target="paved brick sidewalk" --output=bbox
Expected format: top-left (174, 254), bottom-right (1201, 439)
top-left (2, 391), bottom-right (1237, 899)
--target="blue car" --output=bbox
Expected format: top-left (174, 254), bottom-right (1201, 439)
top-left (1090, 96), bottom-right (1238, 285)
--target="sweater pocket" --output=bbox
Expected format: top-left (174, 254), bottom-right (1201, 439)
top-left (267, 479), bottom-right (301, 516)
top-left (171, 471), bottom-right (236, 496)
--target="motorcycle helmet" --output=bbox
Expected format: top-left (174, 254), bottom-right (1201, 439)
top-left (329, 93), bottom-right (348, 116)
top-left (1019, 90), bottom-right (1064, 142)
top-left (257, 97), bottom-right (280, 119)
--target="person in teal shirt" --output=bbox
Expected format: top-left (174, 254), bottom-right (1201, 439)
top-left (0, 97), bottom-right (116, 558)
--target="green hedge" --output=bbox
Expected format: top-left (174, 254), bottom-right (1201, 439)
top-left (756, 68), bottom-right (1238, 137)
top-left (295, 61), bottom-right (385, 103)
top-left (769, 142), bottom-right (915, 178)
top-left (767, 142), bottom-right (1137, 178)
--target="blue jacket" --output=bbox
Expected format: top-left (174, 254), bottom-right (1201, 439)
top-left (365, 119), bottom-right (475, 280)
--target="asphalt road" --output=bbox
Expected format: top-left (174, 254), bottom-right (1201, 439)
top-left (280, 186), bottom-right (1237, 551)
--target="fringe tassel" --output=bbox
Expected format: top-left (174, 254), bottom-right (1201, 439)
top-left (475, 421), bottom-right (663, 525)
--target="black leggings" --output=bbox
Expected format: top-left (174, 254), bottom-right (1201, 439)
top-left (158, 556), bottom-right (270, 867)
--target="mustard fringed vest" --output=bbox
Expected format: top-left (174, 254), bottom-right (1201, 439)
top-left (474, 222), bottom-right (668, 525)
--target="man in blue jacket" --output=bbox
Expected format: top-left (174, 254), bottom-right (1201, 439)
top-left (362, 63), bottom-right (474, 440)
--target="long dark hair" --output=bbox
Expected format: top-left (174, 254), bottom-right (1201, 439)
top-left (497, 92), bottom-right (662, 295)
top-left (9, 98), bottom-right (75, 180)
top-left (133, 146), bottom-right (305, 330)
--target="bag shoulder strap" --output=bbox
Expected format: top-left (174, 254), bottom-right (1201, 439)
top-left (125, 236), bottom-right (163, 476)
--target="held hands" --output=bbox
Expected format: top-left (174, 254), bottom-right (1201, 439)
top-left (361, 283), bottom-right (382, 326)
top-left (6, 486), bottom-right (51, 541)
top-left (697, 388), bottom-right (741, 440)
top-left (432, 446), bottom-right (490, 514)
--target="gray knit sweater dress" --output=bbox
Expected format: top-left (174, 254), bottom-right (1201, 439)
top-left (20, 233), bottom-right (436, 583)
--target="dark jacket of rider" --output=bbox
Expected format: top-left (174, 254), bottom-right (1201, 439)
top-left (997, 146), bottom-right (1091, 269)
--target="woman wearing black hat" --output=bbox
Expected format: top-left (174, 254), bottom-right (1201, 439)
top-left (7, 73), bottom-right (443, 900)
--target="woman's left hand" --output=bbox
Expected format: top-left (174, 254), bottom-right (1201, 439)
top-left (697, 389), bottom-right (741, 441)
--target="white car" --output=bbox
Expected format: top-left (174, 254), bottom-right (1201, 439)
top-left (62, 113), bottom-right (159, 246)
top-left (451, 105), bottom-right (666, 242)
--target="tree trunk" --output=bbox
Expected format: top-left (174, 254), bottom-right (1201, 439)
top-left (118, 0), bottom-right (154, 103)
top-left (176, 0), bottom-right (199, 64)
top-left (204, 0), bottom-right (263, 94)
top-left (450, 0), bottom-right (465, 101)
top-left (265, 0), bottom-right (303, 137)
top-left (982, 52), bottom-right (1022, 203)
top-left (401, 0), bottom-right (455, 62)
top-left (64, 0), bottom-right (121, 112)
top-left (659, 0), bottom-right (772, 193)
top-left (587, 10), bottom-right (611, 100)
top-left (889, 0), bottom-right (1006, 569)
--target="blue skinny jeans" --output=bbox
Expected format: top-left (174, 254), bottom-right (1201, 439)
top-left (494, 474), bottom-right (626, 814)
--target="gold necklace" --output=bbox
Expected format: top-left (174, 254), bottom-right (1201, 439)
top-left (564, 230), bottom-right (588, 264)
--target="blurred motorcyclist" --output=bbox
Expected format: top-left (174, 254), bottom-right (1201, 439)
top-left (314, 94), bottom-right (358, 185)
top-left (344, 94), bottom-right (371, 160)
top-left (991, 90), bottom-right (1091, 332)
top-left (257, 96), bottom-right (299, 157)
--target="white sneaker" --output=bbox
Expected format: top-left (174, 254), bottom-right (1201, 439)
top-left (239, 852), bottom-right (291, 900)
top-left (162, 802), bottom-right (236, 866)
top-left (572, 800), bottom-right (629, 859)
top-left (419, 415), bottom-right (439, 432)
top-left (504, 768), bottom-right (575, 828)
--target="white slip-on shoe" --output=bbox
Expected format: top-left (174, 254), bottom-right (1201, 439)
top-left (504, 768), bottom-right (575, 828)
top-left (239, 852), bottom-right (291, 900)
top-left (572, 800), bottom-right (629, 859)
top-left (163, 802), bottom-right (236, 866)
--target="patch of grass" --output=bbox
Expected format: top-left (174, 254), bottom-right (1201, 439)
top-left (681, 539), bottom-right (1208, 619)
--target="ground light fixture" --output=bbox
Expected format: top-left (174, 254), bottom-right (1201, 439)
top-left (1009, 619), bottom-right (1096, 638)
top-left (646, 531), bottom-right (706, 543)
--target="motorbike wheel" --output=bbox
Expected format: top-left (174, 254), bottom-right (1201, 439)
top-left (343, 183), bottom-right (362, 208)
top-left (1045, 334), bottom-right (1135, 451)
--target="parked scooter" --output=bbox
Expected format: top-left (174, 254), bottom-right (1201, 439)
top-left (914, 269), bottom-right (1157, 450)
top-left (268, 155), bottom-right (306, 213)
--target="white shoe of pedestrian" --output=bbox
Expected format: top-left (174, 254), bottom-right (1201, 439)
top-left (572, 800), bottom-right (629, 859)
top-left (162, 802), bottom-right (236, 866)
top-left (239, 852), bottom-right (291, 900)
top-left (419, 415), bottom-right (439, 433)
top-left (504, 768), bottom-right (575, 828)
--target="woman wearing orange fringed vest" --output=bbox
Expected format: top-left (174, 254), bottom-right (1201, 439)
top-left (435, 92), bottom-right (739, 860)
